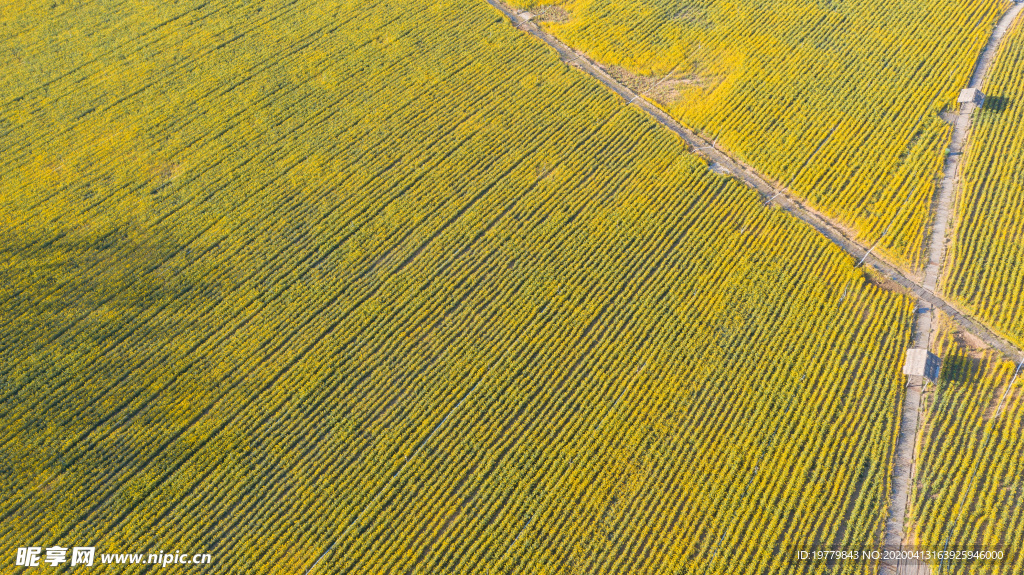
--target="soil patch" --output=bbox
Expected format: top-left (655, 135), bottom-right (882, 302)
top-left (533, 4), bottom-right (569, 22)
top-left (670, 7), bottom-right (711, 28)
top-left (149, 161), bottom-right (183, 183)
top-left (863, 269), bottom-right (904, 294)
top-left (603, 65), bottom-right (709, 105)
top-left (952, 328), bottom-right (990, 357)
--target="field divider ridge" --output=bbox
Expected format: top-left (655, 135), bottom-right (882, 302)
top-left (483, 0), bottom-right (1024, 367)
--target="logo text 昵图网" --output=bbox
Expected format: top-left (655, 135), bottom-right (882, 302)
top-left (15, 546), bottom-right (212, 568)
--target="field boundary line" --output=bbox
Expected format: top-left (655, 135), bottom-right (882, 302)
top-left (923, 2), bottom-right (1024, 293)
top-left (884, 6), bottom-right (1024, 573)
top-left (484, 4), bottom-right (1024, 573)
top-left (484, 0), bottom-right (1024, 366)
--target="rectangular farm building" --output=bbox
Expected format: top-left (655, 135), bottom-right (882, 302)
top-left (958, 88), bottom-right (985, 107)
top-left (903, 348), bottom-right (942, 380)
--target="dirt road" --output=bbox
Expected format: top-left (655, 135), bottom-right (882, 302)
top-left (483, 4), bottom-right (1024, 574)
top-left (485, 0), bottom-right (1023, 365)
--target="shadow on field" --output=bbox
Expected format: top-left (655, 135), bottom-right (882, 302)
top-left (939, 353), bottom-right (982, 386)
top-left (983, 95), bottom-right (1010, 113)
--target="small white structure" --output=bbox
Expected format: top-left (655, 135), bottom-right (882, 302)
top-left (903, 348), bottom-right (942, 381)
top-left (519, 11), bottom-right (535, 21)
top-left (958, 88), bottom-right (985, 107)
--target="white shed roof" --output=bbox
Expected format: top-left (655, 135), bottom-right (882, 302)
top-left (904, 348), bottom-right (941, 380)
top-left (903, 348), bottom-right (929, 377)
top-left (958, 88), bottom-right (980, 104)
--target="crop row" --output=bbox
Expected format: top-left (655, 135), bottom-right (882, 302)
top-left (911, 315), bottom-right (1024, 574)
top-left (1, 0), bottom-right (913, 572)
top-left (510, 0), bottom-right (1005, 268)
top-left (943, 14), bottom-right (1024, 347)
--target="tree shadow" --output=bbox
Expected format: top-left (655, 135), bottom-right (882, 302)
top-left (939, 353), bottom-right (982, 386)
top-left (0, 221), bottom-right (224, 445)
top-left (983, 95), bottom-right (1010, 113)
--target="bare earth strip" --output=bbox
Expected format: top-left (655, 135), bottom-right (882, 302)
top-left (923, 2), bottom-right (1024, 292)
top-left (883, 5), bottom-right (1024, 573)
top-left (880, 309), bottom-right (932, 575)
top-left (484, 0), bottom-right (1024, 364)
top-left (482, 2), bottom-right (1024, 572)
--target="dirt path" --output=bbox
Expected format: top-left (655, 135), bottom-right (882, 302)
top-left (923, 2), bottom-right (1024, 292)
top-left (883, 6), bottom-right (1024, 573)
top-left (880, 308), bottom-right (932, 575)
top-left (485, 0), bottom-right (1024, 365)
top-left (484, 2), bottom-right (1024, 572)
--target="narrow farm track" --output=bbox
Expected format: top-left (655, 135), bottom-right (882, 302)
top-left (483, 1), bottom-right (1024, 571)
top-left (483, 0), bottom-right (1024, 365)
top-left (924, 1), bottom-right (1024, 293)
top-left (881, 309), bottom-right (932, 575)
top-left (883, 5), bottom-right (1024, 571)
